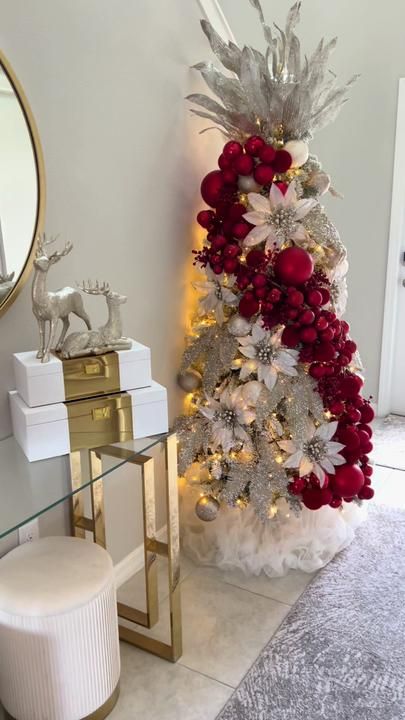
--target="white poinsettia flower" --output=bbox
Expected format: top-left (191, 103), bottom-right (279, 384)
top-left (193, 269), bottom-right (238, 325)
top-left (236, 322), bottom-right (298, 391)
top-left (199, 387), bottom-right (255, 453)
top-left (242, 180), bottom-right (317, 252)
top-left (278, 419), bottom-right (345, 487)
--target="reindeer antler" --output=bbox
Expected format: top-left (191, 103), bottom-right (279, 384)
top-left (36, 233), bottom-right (59, 257)
top-left (0, 272), bottom-right (14, 283)
top-left (77, 280), bottom-right (111, 296)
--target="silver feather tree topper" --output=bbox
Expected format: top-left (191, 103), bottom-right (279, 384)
top-left (188, 0), bottom-right (359, 143)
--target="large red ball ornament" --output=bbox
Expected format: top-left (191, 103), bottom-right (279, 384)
top-left (201, 171), bottom-right (225, 207)
top-left (254, 164), bottom-right (275, 186)
top-left (330, 464), bottom-right (364, 498)
top-left (360, 403), bottom-right (375, 423)
top-left (233, 154), bottom-right (254, 176)
top-left (274, 247), bottom-right (314, 286)
top-left (302, 487), bottom-right (323, 510)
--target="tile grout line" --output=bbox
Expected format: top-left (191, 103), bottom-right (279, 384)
top-left (176, 662), bottom-right (236, 691)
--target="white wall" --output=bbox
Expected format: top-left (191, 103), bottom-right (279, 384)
top-left (219, 0), bottom-right (405, 403)
top-left (0, 83), bottom-right (37, 280)
top-left (0, 0), bottom-right (222, 439)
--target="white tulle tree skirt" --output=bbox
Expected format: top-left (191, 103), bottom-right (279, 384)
top-left (180, 486), bottom-right (367, 577)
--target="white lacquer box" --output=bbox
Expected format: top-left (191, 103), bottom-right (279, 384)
top-left (9, 382), bottom-right (168, 462)
top-left (13, 340), bottom-right (151, 408)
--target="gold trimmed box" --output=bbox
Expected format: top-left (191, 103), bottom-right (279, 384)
top-left (13, 340), bottom-right (151, 408)
top-left (9, 382), bottom-right (168, 462)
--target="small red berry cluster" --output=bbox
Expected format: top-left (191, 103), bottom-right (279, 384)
top-left (195, 136), bottom-right (293, 276)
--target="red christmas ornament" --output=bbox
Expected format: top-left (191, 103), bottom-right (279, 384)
top-left (329, 401), bottom-right (345, 416)
top-left (315, 316), bottom-right (329, 331)
top-left (314, 342), bottom-right (336, 362)
top-left (341, 374), bottom-right (364, 399)
top-left (254, 164), bottom-right (275, 186)
top-left (252, 273), bottom-right (267, 288)
top-left (228, 203), bottom-right (246, 221)
top-left (329, 497), bottom-right (343, 509)
top-left (320, 288), bottom-right (331, 305)
top-left (360, 403), bottom-right (375, 423)
top-left (246, 249), bottom-right (266, 268)
top-left (218, 153), bottom-right (231, 170)
top-left (339, 426), bottom-right (360, 450)
top-left (302, 487), bottom-right (323, 510)
top-left (362, 464), bottom-right (373, 477)
top-left (299, 309), bottom-right (315, 325)
top-left (269, 288), bottom-right (282, 303)
top-left (358, 485), bottom-right (374, 500)
top-left (274, 247), bottom-right (314, 286)
top-left (239, 293), bottom-right (260, 318)
top-left (197, 210), bottom-right (215, 229)
top-left (288, 476), bottom-right (307, 495)
top-left (272, 149), bottom-right (293, 173)
top-left (223, 140), bottom-right (243, 158)
top-left (223, 258), bottom-right (239, 273)
top-left (287, 289), bottom-right (304, 307)
top-left (307, 289), bottom-right (323, 307)
top-left (330, 464), bottom-right (364, 498)
top-left (233, 222), bottom-right (251, 240)
top-left (300, 326), bottom-right (318, 344)
top-left (233, 154), bottom-right (254, 176)
top-left (244, 135), bottom-right (265, 156)
top-left (282, 326), bottom-right (300, 348)
top-left (358, 423), bottom-right (373, 438)
top-left (210, 234), bottom-right (227, 251)
top-left (201, 171), bottom-right (225, 207)
top-left (259, 145), bottom-right (276, 164)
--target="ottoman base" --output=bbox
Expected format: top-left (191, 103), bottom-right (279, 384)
top-left (4, 683), bottom-right (120, 720)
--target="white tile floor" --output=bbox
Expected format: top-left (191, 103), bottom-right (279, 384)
top-left (1, 417), bottom-right (404, 720)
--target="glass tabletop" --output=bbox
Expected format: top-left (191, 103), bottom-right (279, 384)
top-left (0, 433), bottom-right (171, 539)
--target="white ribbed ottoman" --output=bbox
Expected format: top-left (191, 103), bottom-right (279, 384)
top-left (0, 537), bottom-right (120, 720)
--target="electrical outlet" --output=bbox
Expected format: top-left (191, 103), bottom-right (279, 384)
top-left (18, 519), bottom-right (39, 545)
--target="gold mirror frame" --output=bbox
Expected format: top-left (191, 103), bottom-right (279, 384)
top-left (0, 49), bottom-right (46, 319)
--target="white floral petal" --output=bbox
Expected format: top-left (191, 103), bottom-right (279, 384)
top-left (243, 211), bottom-right (267, 226)
top-left (299, 456), bottom-right (314, 477)
top-left (294, 198), bottom-right (317, 219)
top-left (317, 420), bottom-right (338, 441)
top-left (222, 288), bottom-right (238, 304)
top-left (247, 193), bottom-right (271, 213)
top-left (251, 322), bottom-right (266, 343)
top-left (240, 346), bottom-right (257, 359)
top-left (327, 441), bottom-right (345, 454)
top-left (263, 366), bottom-right (277, 390)
top-left (269, 182), bottom-right (285, 209)
top-left (284, 180), bottom-right (298, 205)
top-left (313, 463), bottom-right (326, 485)
top-left (215, 303), bottom-right (224, 325)
top-left (284, 450), bottom-right (305, 469)
top-left (244, 224), bottom-right (272, 247)
top-left (200, 406), bottom-right (215, 420)
top-left (320, 458), bottom-right (335, 475)
top-left (329, 455), bottom-right (346, 467)
top-left (278, 440), bottom-right (298, 453)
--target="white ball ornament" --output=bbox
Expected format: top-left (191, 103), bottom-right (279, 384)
top-left (177, 369), bottom-right (202, 392)
top-left (283, 140), bottom-right (309, 168)
top-left (228, 314), bottom-right (252, 337)
top-left (238, 175), bottom-right (261, 193)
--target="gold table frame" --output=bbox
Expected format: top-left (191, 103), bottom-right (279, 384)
top-left (69, 432), bottom-right (182, 662)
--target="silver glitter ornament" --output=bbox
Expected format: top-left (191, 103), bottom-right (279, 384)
top-left (177, 369), bottom-right (202, 392)
top-left (195, 495), bottom-right (220, 522)
top-left (228, 315), bottom-right (252, 337)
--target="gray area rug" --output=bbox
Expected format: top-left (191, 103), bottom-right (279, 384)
top-left (217, 505), bottom-right (405, 720)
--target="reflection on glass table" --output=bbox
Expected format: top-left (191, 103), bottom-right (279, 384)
top-left (0, 433), bottom-right (170, 539)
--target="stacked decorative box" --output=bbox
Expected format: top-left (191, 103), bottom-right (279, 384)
top-left (9, 340), bottom-right (168, 461)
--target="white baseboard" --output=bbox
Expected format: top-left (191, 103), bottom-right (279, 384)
top-left (114, 525), bottom-right (167, 589)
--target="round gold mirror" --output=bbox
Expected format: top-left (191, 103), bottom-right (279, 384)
top-left (0, 50), bottom-right (45, 317)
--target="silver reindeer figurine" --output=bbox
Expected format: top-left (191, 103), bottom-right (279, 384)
top-left (32, 234), bottom-right (91, 362)
top-left (61, 280), bottom-right (131, 359)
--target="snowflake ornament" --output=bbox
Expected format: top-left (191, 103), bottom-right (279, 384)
top-left (237, 323), bottom-right (299, 391)
top-left (243, 181), bottom-right (316, 252)
top-left (278, 419), bottom-right (345, 486)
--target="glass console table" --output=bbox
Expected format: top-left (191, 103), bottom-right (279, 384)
top-left (0, 432), bottom-right (182, 662)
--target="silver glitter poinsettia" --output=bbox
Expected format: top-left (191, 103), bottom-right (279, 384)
top-left (243, 181), bottom-right (316, 251)
top-left (200, 387), bottom-right (255, 453)
top-left (188, 0), bottom-right (359, 142)
top-left (237, 323), bottom-right (298, 390)
top-left (278, 419), bottom-right (345, 486)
